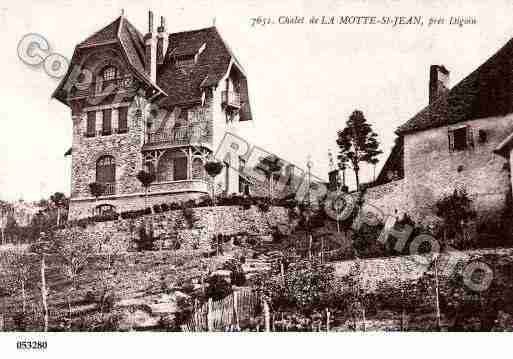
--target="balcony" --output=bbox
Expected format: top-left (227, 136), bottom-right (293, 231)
top-left (145, 124), bottom-right (211, 147)
top-left (103, 182), bottom-right (116, 196)
top-left (221, 91), bottom-right (241, 109)
top-left (68, 76), bottom-right (137, 100)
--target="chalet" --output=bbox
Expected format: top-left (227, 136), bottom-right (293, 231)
top-left (53, 12), bottom-right (254, 219)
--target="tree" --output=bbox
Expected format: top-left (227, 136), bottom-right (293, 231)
top-left (258, 259), bottom-right (337, 322)
top-left (204, 161), bottom-right (224, 204)
top-left (336, 110), bottom-right (382, 190)
top-left (0, 202), bottom-right (13, 245)
top-left (0, 251), bottom-right (32, 314)
top-left (257, 155), bottom-right (283, 202)
top-left (136, 170), bottom-right (156, 208)
top-left (30, 232), bottom-right (53, 332)
top-left (50, 192), bottom-right (66, 227)
top-left (89, 182), bottom-right (105, 215)
top-left (51, 228), bottom-right (95, 323)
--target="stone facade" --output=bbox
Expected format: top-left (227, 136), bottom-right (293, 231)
top-left (403, 114), bottom-right (513, 222)
top-left (364, 114), bottom-right (513, 224)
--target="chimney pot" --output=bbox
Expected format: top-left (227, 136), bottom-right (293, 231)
top-left (158, 16), bottom-right (166, 32)
top-left (148, 10), bottom-right (154, 33)
top-left (429, 65), bottom-right (450, 104)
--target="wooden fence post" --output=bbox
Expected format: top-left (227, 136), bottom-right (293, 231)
top-left (263, 299), bottom-right (271, 332)
top-left (233, 291), bottom-right (240, 331)
top-left (207, 297), bottom-right (214, 332)
top-left (326, 308), bottom-right (330, 332)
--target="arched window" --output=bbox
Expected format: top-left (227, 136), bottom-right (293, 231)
top-left (102, 66), bottom-right (117, 81)
top-left (96, 155), bottom-right (116, 195)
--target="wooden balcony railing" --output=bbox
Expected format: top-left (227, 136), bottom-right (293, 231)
top-left (102, 182), bottom-right (116, 196)
top-left (146, 124), bottom-right (210, 146)
top-left (221, 91), bottom-right (241, 109)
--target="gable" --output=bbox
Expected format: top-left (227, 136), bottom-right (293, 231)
top-left (397, 38), bottom-right (513, 135)
top-left (53, 16), bottom-right (165, 106)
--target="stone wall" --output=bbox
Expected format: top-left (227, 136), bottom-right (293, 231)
top-left (332, 247), bottom-right (513, 292)
top-left (62, 205), bottom-right (289, 253)
top-left (362, 179), bottom-right (410, 221)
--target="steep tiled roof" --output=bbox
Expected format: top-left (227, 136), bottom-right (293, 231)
top-left (156, 27), bottom-right (234, 107)
top-left (78, 18), bottom-right (121, 47)
top-left (54, 17), bottom-right (243, 110)
top-left (53, 16), bottom-right (166, 104)
top-left (397, 38), bottom-right (513, 134)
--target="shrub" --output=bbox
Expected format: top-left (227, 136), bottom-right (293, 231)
top-left (153, 204), bottom-right (162, 213)
top-left (222, 258), bottom-right (246, 286)
top-left (181, 205), bottom-right (197, 229)
top-left (169, 202), bottom-right (181, 211)
top-left (257, 198), bottom-right (271, 212)
top-left (136, 222), bottom-right (155, 251)
top-left (160, 203), bottom-right (169, 212)
top-left (206, 275), bottom-right (233, 301)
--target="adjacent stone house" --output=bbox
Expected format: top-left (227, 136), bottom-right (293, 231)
top-left (53, 12), bottom-right (254, 219)
top-left (372, 38), bottom-right (513, 224)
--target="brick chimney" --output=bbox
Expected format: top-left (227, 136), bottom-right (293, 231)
top-left (156, 16), bottom-right (169, 65)
top-left (144, 10), bottom-right (157, 83)
top-left (429, 65), bottom-right (450, 104)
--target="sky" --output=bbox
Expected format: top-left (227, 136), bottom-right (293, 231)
top-left (2, 0), bottom-right (513, 201)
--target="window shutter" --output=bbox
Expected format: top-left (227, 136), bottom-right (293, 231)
top-left (87, 111), bottom-right (96, 136)
top-left (448, 128), bottom-right (455, 152)
top-left (118, 107), bottom-right (128, 132)
top-left (467, 126), bottom-right (474, 148)
top-left (102, 109), bottom-right (112, 134)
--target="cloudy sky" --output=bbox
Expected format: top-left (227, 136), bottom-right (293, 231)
top-left (1, 0), bottom-right (513, 201)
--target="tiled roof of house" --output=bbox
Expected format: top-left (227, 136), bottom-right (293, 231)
top-left (156, 27), bottom-right (235, 107)
top-left (54, 16), bottom-right (243, 109)
top-left (397, 38), bottom-right (513, 134)
top-left (53, 16), bottom-right (166, 104)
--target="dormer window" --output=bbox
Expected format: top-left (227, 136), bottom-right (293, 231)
top-left (175, 56), bottom-right (195, 69)
top-left (102, 66), bottom-right (117, 81)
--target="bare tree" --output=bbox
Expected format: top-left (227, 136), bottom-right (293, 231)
top-left (31, 232), bottom-right (52, 332)
top-left (0, 251), bottom-right (32, 314)
top-left (51, 228), bottom-right (95, 324)
top-left (0, 202), bottom-right (13, 245)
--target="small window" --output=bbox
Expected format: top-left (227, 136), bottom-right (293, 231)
top-left (449, 126), bottom-right (474, 152)
top-left (102, 66), bottom-right (117, 81)
top-left (453, 127), bottom-right (467, 151)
